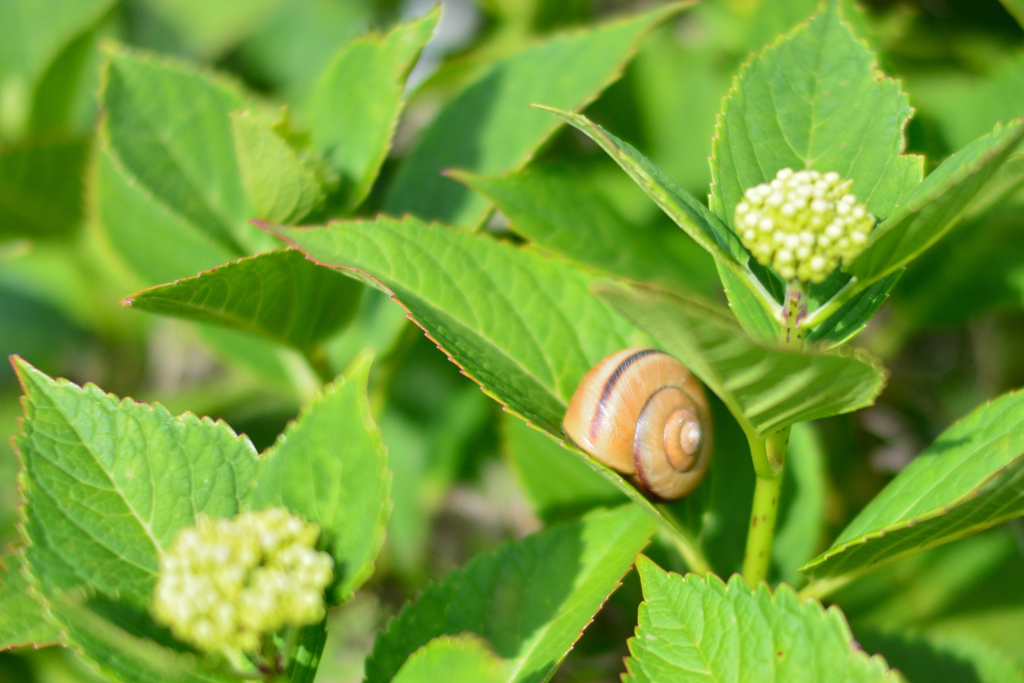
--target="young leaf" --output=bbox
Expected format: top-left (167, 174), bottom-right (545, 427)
top-left (596, 281), bottom-right (888, 437)
top-left (802, 390), bottom-right (1024, 579)
top-left (0, 553), bottom-right (60, 651)
top-left (12, 357), bottom-right (261, 605)
top-left (307, 9), bottom-right (438, 212)
top-left (270, 216), bottom-right (641, 436)
top-left (807, 270), bottom-right (902, 346)
top-left (711, 0), bottom-right (922, 225)
top-left (125, 249), bottom-right (362, 354)
top-left (101, 46), bottom-right (267, 256)
top-left (384, 3), bottom-right (687, 228)
top-left (624, 557), bottom-right (904, 683)
top-left (0, 138), bottom-right (88, 238)
top-left (391, 635), bottom-right (508, 683)
top-left (231, 110), bottom-right (324, 224)
top-left (848, 120), bottom-right (1024, 286)
top-left (252, 350), bottom-right (390, 604)
top-left (453, 165), bottom-right (719, 297)
top-left (365, 504), bottom-right (656, 683)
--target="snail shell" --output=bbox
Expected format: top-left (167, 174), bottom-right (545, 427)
top-left (563, 349), bottom-right (712, 500)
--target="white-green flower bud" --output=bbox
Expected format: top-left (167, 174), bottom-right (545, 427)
top-left (733, 168), bottom-right (875, 283)
top-left (151, 508), bottom-right (334, 655)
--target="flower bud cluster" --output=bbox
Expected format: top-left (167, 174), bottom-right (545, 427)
top-left (151, 508), bottom-right (334, 654)
top-left (733, 168), bottom-right (875, 283)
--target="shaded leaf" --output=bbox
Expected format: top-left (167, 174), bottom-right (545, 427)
top-left (384, 4), bottom-right (685, 228)
top-left (772, 423), bottom-right (827, 585)
top-left (307, 9), bottom-right (438, 212)
top-left (710, 0), bottom-right (921, 226)
top-left (597, 281), bottom-right (887, 437)
top-left (0, 138), bottom-right (87, 239)
top-left (253, 350), bottom-right (390, 603)
top-left (807, 270), bottom-right (902, 346)
top-left (0, 553), bottom-right (60, 651)
top-left (802, 390), bottom-right (1024, 579)
top-left (365, 505), bottom-right (655, 683)
top-left (624, 557), bottom-right (903, 683)
top-left (13, 357), bottom-right (260, 605)
top-left (126, 249), bottom-right (361, 353)
top-left (392, 635), bottom-right (507, 683)
top-left (286, 618), bottom-right (328, 683)
top-left (137, 0), bottom-right (286, 58)
top-left (857, 629), bottom-right (1024, 683)
top-left (231, 110), bottom-right (324, 224)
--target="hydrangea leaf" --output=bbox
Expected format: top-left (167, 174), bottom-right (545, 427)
top-left (623, 557), bottom-right (904, 683)
top-left (710, 0), bottom-right (922, 227)
top-left (596, 280), bottom-right (887, 437)
top-left (125, 249), bottom-right (362, 354)
top-left (365, 504), bottom-right (655, 683)
top-left (286, 618), bottom-right (328, 683)
top-left (391, 635), bottom-right (508, 683)
top-left (231, 110), bottom-right (324, 224)
top-left (856, 629), bottom-right (1024, 683)
top-left (252, 350), bottom-right (391, 604)
top-left (453, 165), bottom-right (719, 298)
top-left (0, 138), bottom-right (88, 238)
top-left (307, 9), bottom-right (438, 212)
top-left (802, 390), bottom-right (1024, 579)
top-left (0, 552), bottom-right (60, 651)
top-left (848, 119), bottom-right (1024, 287)
top-left (136, 0), bottom-right (286, 58)
top-left (384, 3), bottom-right (688, 228)
top-left (12, 357), bottom-right (261, 606)
top-left (807, 270), bottom-right (902, 346)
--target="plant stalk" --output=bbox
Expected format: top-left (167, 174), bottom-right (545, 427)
top-left (780, 280), bottom-right (808, 349)
top-left (741, 427), bottom-right (789, 585)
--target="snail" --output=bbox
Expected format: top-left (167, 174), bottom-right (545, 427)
top-left (563, 349), bottom-right (712, 500)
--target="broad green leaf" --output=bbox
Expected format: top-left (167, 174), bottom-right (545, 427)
top-left (772, 423), bottom-right (827, 585)
top-left (365, 504), bottom-right (656, 683)
top-left (503, 413), bottom-right (625, 523)
top-left (13, 357), bottom-right (261, 605)
top-left (849, 120), bottom-right (1024, 286)
top-left (49, 595), bottom-right (235, 683)
top-left (1000, 0), bottom-right (1024, 27)
top-left (307, 10), bottom-right (438, 212)
top-left (711, 0), bottom-right (922, 228)
top-left (536, 106), bottom-right (781, 337)
top-left (856, 630), bottom-right (1024, 683)
top-left (384, 4), bottom-right (686, 228)
top-left (231, 110), bottom-right (324, 224)
top-left (802, 390), bottom-right (1024, 579)
top-left (101, 46), bottom-right (269, 256)
top-left (597, 281), bottom-right (888, 437)
top-left (125, 249), bottom-right (361, 353)
top-left (807, 270), bottom-right (902, 346)
top-left (392, 635), bottom-right (508, 683)
top-left (453, 165), bottom-right (719, 297)
top-left (717, 263), bottom-right (779, 345)
top-left (0, 138), bottom-right (87, 238)
top-left (0, 553), bottom-right (60, 650)
top-left (252, 350), bottom-right (390, 603)
top-left (272, 216), bottom-right (641, 436)
top-left (137, 0), bottom-right (286, 58)
top-left (624, 557), bottom-right (903, 683)
top-left (286, 618), bottom-right (328, 683)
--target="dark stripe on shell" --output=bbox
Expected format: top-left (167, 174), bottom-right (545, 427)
top-left (589, 348), bottom-right (662, 443)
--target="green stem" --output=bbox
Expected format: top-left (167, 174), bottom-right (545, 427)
top-left (741, 428), bottom-right (789, 585)
top-left (780, 280), bottom-right (808, 349)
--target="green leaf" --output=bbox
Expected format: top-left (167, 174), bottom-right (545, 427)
top-left (12, 357), bottom-right (261, 605)
top-left (772, 423), bottom-right (827, 585)
top-left (384, 3), bottom-right (686, 228)
top-left (856, 630), bottom-right (1024, 683)
top-left (849, 120), bottom-right (1024, 286)
top-left (137, 0), bottom-right (286, 58)
top-left (101, 46), bottom-right (268, 256)
top-left (597, 281), bottom-right (888, 437)
top-left (503, 413), bottom-right (625, 523)
top-left (286, 618), bottom-right (328, 683)
top-left (1000, 0), bottom-right (1024, 28)
top-left (802, 389), bottom-right (1024, 579)
top-left (0, 553), bottom-right (61, 651)
top-left (710, 0), bottom-right (922, 226)
top-left (717, 263), bottom-right (780, 345)
top-left (807, 270), bottom-right (902, 346)
top-left (624, 557), bottom-right (904, 683)
top-left (365, 504), bottom-right (656, 683)
top-left (231, 110), bottom-right (324, 224)
top-left (0, 138), bottom-right (87, 239)
top-left (125, 249), bottom-right (361, 353)
top-left (392, 635), bottom-right (508, 683)
top-left (453, 164), bottom-right (719, 297)
top-left (307, 9), bottom-right (438, 212)
top-left (272, 216), bottom-right (641, 436)
top-left (252, 350), bottom-right (390, 603)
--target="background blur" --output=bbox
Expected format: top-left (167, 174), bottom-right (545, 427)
top-left (2, 0), bottom-right (1024, 680)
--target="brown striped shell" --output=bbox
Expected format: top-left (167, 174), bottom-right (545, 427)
top-left (563, 349), bottom-right (712, 500)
